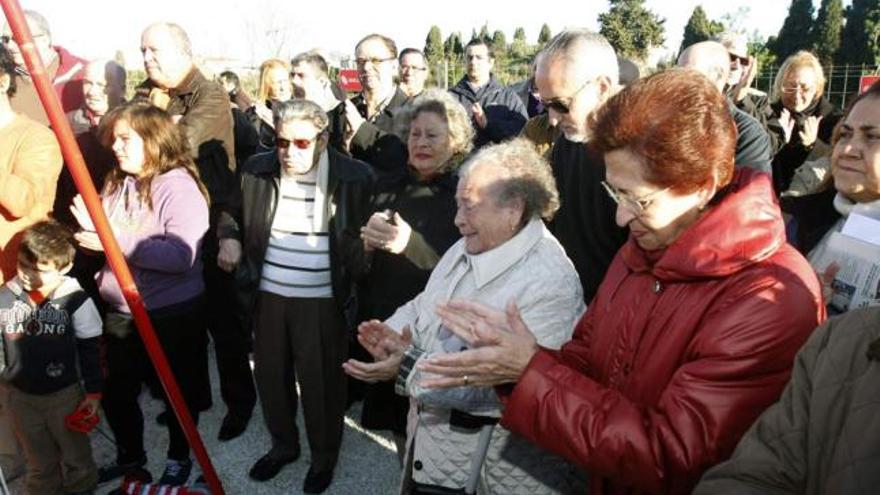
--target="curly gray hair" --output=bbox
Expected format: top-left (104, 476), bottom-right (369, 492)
top-left (394, 89), bottom-right (475, 171)
top-left (461, 138), bottom-right (560, 224)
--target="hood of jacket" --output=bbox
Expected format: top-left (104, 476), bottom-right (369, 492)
top-left (620, 168), bottom-right (784, 281)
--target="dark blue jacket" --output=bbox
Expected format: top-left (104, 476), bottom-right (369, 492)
top-left (450, 75), bottom-right (527, 148)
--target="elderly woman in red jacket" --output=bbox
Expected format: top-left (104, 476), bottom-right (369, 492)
top-left (416, 69), bottom-right (826, 495)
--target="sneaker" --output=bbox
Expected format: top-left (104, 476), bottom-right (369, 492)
top-left (159, 458), bottom-right (192, 486)
top-left (97, 458), bottom-right (148, 483)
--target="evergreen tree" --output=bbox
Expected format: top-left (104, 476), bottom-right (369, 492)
top-left (538, 24), bottom-right (552, 45)
top-left (770, 0), bottom-right (815, 61)
top-left (424, 25), bottom-right (444, 61)
top-left (492, 30), bottom-right (508, 57)
top-left (811, 0), bottom-right (844, 66)
top-left (836, 0), bottom-right (880, 66)
top-left (679, 6), bottom-right (724, 54)
top-left (598, 0), bottom-right (666, 60)
top-left (479, 24), bottom-right (490, 42)
top-left (444, 32), bottom-right (464, 59)
top-left (470, 28), bottom-right (478, 43)
top-left (511, 27), bottom-right (528, 58)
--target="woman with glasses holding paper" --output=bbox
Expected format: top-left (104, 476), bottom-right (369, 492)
top-left (767, 51), bottom-right (842, 194)
top-left (782, 81), bottom-right (880, 314)
top-left (413, 69), bottom-right (826, 495)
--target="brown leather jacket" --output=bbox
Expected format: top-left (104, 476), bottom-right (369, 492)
top-left (135, 68), bottom-right (236, 254)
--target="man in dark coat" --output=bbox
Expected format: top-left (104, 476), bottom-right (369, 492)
top-left (532, 29), bottom-right (628, 303)
top-left (344, 34), bottom-right (409, 168)
top-left (678, 41), bottom-right (773, 176)
top-left (222, 99), bottom-right (373, 493)
top-left (450, 38), bottom-right (527, 149)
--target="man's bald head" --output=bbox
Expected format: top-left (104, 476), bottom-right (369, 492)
top-left (140, 22), bottom-right (194, 89)
top-left (677, 41), bottom-right (730, 92)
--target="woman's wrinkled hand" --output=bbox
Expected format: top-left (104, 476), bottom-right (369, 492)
top-left (342, 321), bottom-right (412, 383)
top-left (417, 300), bottom-right (538, 388)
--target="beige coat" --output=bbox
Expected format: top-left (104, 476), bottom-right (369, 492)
top-left (0, 114), bottom-right (62, 282)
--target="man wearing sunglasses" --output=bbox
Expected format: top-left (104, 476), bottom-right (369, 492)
top-left (225, 99), bottom-right (374, 493)
top-left (450, 38), bottom-right (527, 149)
top-left (533, 29), bottom-right (628, 303)
top-left (0, 10), bottom-right (85, 126)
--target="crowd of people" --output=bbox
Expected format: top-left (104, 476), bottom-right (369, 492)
top-left (0, 8), bottom-right (879, 495)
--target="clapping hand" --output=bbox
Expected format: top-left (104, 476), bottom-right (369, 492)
top-left (69, 195), bottom-right (103, 252)
top-left (417, 300), bottom-right (538, 388)
top-left (342, 321), bottom-right (412, 383)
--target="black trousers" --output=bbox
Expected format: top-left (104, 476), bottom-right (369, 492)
top-left (252, 292), bottom-right (347, 472)
top-left (101, 298), bottom-right (209, 463)
top-left (203, 259), bottom-right (257, 419)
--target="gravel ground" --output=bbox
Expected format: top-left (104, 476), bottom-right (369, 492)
top-left (5, 342), bottom-right (402, 495)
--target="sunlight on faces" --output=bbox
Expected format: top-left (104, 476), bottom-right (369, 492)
top-left (605, 147), bottom-right (710, 251)
top-left (112, 119), bottom-right (146, 177)
top-left (266, 66), bottom-right (292, 102)
top-left (454, 163), bottom-right (522, 254)
top-left (832, 95), bottom-right (880, 203)
top-left (465, 44), bottom-right (493, 84)
top-left (1, 19), bottom-right (52, 68)
top-left (82, 62), bottom-right (123, 116)
top-left (140, 25), bottom-right (191, 89)
top-left (291, 62), bottom-right (326, 100)
top-left (276, 119), bottom-right (326, 176)
top-left (781, 67), bottom-right (820, 113)
top-left (535, 55), bottom-right (604, 143)
top-left (407, 111), bottom-right (453, 178)
top-left (356, 38), bottom-right (396, 94)
top-left (16, 254), bottom-right (70, 293)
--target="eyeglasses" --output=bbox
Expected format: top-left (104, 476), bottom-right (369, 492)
top-left (540, 78), bottom-right (595, 114)
top-left (400, 65), bottom-right (427, 72)
top-left (728, 54), bottom-right (749, 66)
top-left (355, 57), bottom-right (394, 68)
top-left (781, 83), bottom-right (815, 95)
top-left (601, 181), bottom-right (669, 216)
top-left (1, 33), bottom-right (45, 44)
top-left (276, 132), bottom-right (323, 150)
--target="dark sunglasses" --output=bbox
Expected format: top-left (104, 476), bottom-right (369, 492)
top-left (276, 131), bottom-right (325, 150)
top-left (540, 78), bottom-right (595, 115)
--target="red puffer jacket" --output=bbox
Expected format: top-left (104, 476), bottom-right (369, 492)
top-left (500, 169), bottom-right (825, 495)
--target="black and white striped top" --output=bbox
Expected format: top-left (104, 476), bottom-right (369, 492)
top-left (260, 173), bottom-right (332, 298)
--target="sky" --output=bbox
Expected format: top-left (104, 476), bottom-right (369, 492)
top-left (4, 0), bottom-right (842, 68)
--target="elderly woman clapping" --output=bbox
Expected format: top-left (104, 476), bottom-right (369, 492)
top-left (350, 89), bottom-right (474, 454)
top-left (344, 139), bottom-right (584, 494)
top-left (418, 69), bottom-right (826, 495)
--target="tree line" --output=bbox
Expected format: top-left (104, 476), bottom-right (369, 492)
top-left (421, 0), bottom-right (880, 71)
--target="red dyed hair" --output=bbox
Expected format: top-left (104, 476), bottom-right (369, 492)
top-left (589, 68), bottom-right (736, 194)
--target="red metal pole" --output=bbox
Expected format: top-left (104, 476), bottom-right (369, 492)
top-left (0, 3), bottom-right (225, 493)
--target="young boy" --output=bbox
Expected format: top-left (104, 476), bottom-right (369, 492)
top-left (0, 220), bottom-right (102, 494)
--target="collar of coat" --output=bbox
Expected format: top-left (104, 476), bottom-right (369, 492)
top-left (451, 74), bottom-right (502, 99)
top-left (620, 168), bottom-right (785, 282)
top-left (169, 67), bottom-right (205, 98)
top-left (443, 217), bottom-right (546, 289)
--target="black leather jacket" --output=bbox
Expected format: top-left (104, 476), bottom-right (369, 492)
top-left (222, 148), bottom-right (375, 328)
